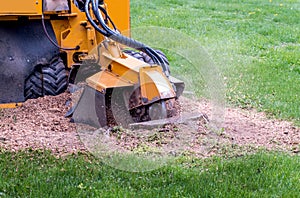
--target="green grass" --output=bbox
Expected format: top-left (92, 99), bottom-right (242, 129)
top-left (0, 150), bottom-right (300, 197)
top-left (130, 0), bottom-right (300, 123)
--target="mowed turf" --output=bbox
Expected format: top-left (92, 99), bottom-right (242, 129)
top-left (130, 0), bottom-right (300, 123)
top-left (1, 150), bottom-right (300, 197)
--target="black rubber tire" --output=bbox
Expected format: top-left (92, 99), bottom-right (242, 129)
top-left (24, 57), bottom-right (68, 100)
top-left (123, 50), bottom-right (144, 62)
top-left (141, 49), bottom-right (170, 65)
top-left (123, 49), bottom-right (171, 75)
top-left (24, 69), bottom-right (43, 100)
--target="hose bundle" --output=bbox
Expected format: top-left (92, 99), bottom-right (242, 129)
top-left (84, 0), bottom-right (169, 76)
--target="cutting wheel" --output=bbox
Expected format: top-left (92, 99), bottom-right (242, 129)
top-left (148, 101), bottom-right (168, 121)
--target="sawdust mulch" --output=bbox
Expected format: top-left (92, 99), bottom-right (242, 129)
top-left (0, 93), bottom-right (299, 156)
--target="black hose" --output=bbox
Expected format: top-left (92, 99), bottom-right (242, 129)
top-left (98, 6), bottom-right (117, 30)
top-left (85, 0), bottom-right (169, 76)
top-left (84, 0), bottom-right (109, 37)
top-left (42, 15), bottom-right (80, 51)
top-left (41, 0), bottom-right (79, 51)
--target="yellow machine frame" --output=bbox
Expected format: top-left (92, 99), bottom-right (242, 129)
top-left (0, 0), bottom-right (184, 127)
top-left (0, 0), bottom-right (130, 68)
top-left (0, 0), bottom-right (131, 109)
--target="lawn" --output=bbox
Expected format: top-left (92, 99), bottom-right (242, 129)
top-left (130, 0), bottom-right (300, 123)
top-left (1, 150), bottom-right (300, 197)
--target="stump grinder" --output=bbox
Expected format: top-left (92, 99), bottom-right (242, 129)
top-left (0, 0), bottom-right (184, 128)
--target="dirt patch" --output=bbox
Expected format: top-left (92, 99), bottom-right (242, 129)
top-left (0, 93), bottom-right (299, 157)
top-left (0, 93), bottom-right (85, 156)
top-left (187, 96), bottom-right (300, 156)
top-left (222, 105), bottom-right (300, 153)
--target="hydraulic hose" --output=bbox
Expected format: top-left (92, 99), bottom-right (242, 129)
top-left (41, 0), bottom-right (80, 50)
top-left (84, 0), bottom-right (109, 37)
top-left (84, 0), bottom-right (170, 76)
